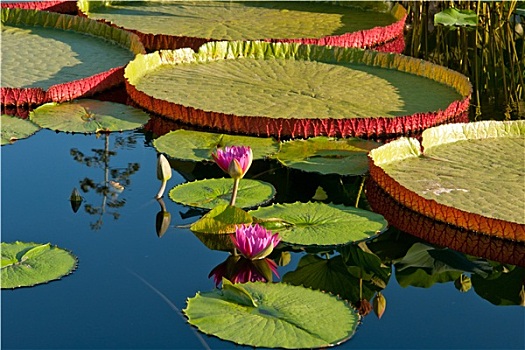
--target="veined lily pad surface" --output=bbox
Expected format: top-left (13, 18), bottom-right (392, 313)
top-left (250, 202), bottom-right (388, 247)
top-left (78, 1), bottom-right (406, 52)
top-left (1, 241), bottom-right (77, 289)
top-left (368, 120), bottom-right (525, 241)
top-left (169, 178), bottom-right (276, 209)
top-left (183, 279), bottom-right (360, 349)
top-left (29, 99), bottom-right (150, 133)
top-left (1, 8), bottom-right (145, 106)
top-left (125, 40), bottom-right (471, 138)
top-left (274, 136), bottom-right (381, 175)
top-left (153, 129), bottom-right (278, 162)
top-left (1, 114), bottom-right (40, 145)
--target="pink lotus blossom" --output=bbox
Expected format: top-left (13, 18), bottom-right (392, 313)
top-left (230, 224), bottom-right (281, 260)
top-left (212, 146), bottom-right (253, 180)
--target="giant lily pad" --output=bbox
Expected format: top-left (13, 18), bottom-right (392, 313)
top-left (1, 114), bottom-right (40, 145)
top-left (1, 7), bottom-right (145, 106)
top-left (153, 129), bottom-right (278, 162)
top-left (1, 1), bottom-right (77, 14)
top-left (1, 241), bottom-right (77, 289)
top-left (79, 1), bottom-right (406, 52)
top-left (273, 136), bottom-right (381, 175)
top-left (125, 40), bottom-right (471, 138)
top-left (29, 99), bottom-right (150, 133)
top-left (169, 178), bottom-right (275, 209)
top-left (250, 202), bottom-right (388, 246)
top-left (368, 120), bottom-right (525, 241)
top-left (183, 279), bottom-right (360, 349)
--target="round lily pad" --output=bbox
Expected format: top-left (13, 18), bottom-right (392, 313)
top-left (183, 279), bottom-right (360, 349)
top-left (169, 178), bottom-right (276, 209)
top-left (79, 1), bottom-right (406, 52)
top-left (153, 129), bottom-right (278, 162)
top-left (368, 120), bottom-right (525, 241)
top-left (1, 7), bottom-right (145, 106)
top-left (1, 241), bottom-right (77, 289)
top-left (29, 99), bottom-right (150, 133)
top-left (250, 202), bottom-right (388, 246)
top-left (273, 136), bottom-right (381, 175)
top-left (125, 40), bottom-right (471, 138)
top-left (1, 114), bottom-right (40, 145)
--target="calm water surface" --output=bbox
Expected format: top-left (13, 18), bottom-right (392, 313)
top-left (2, 125), bottom-right (524, 349)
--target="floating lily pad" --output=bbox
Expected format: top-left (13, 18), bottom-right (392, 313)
top-left (368, 120), bottom-right (525, 241)
top-left (153, 129), bottom-right (278, 162)
top-left (169, 178), bottom-right (275, 209)
top-left (1, 7), bottom-right (145, 106)
top-left (183, 279), bottom-right (360, 349)
top-left (434, 8), bottom-right (478, 27)
top-left (274, 136), bottom-right (381, 175)
top-left (190, 204), bottom-right (253, 234)
top-left (125, 40), bottom-right (470, 138)
top-left (79, 1), bottom-right (406, 52)
top-left (1, 241), bottom-right (77, 289)
top-left (1, 114), bottom-right (40, 145)
top-left (1, 1), bottom-right (77, 14)
top-left (250, 202), bottom-right (388, 246)
top-left (29, 99), bottom-right (150, 133)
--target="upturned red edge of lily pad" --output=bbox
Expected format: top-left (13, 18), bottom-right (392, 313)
top-left (125, 82), bottom-right (470, 139)
top-left (79, 4), bottom-right (407, 53)
top-left (365, 178), bottom-right (525, 267)
top-left (367, 159), bottom-right (525, 242)
top-left (1, 1), bottom-right (77, 14)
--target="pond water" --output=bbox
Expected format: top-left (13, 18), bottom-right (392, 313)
top-left (1, 98), bottom-right (524, 349)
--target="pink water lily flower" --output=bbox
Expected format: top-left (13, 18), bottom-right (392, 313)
top-left (230, 224), bottom-right (281, 260)
top-left (212, 146), bottom-right (253, 180)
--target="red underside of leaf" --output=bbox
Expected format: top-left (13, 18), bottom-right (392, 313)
top-left (366, 178), bottom-right (525, 267)
top-left (368, 159), bottom-right (525, 242)
top-left (1, 1), bottom-right (77, 14)
top-left (1, 67), bottom-right (125, 107)
top-left (126, 81), bottom-right (470, 139)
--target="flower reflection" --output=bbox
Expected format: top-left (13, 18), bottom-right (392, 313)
top-left (231, 224), bottom-right (281, 260)
top-left (209, 255), bottom-right (279, 287)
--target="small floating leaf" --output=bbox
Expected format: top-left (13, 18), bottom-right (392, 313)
top-left (183, 280), bottom-right (360, 349)
top-left (434, 8), bottom-right (478, 27)
top-left (169, 178), bottom-right (275, 209)
top-left (1, 241), bottom-right (77, 289)
top-left (1, 115), bottom-right (40, 145)
top-left (251, 202), bottom-right (388, 246)
top-left (29, 99), bottom-right (150, 133)
top-left (274, 137), bottom-right (381, 175)
top-left (153, 129), bottom-right (278, 162)
top-left (190, 204), bottom-right (253, 234)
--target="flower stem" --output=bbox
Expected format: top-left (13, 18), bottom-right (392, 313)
top-left (156, 180), bottom-right (167, 199)
top-left (230, 178), bottom-right (240, 206)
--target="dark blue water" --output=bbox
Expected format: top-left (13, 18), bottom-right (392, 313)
top-left (2, 127), bottom-right (524, 349)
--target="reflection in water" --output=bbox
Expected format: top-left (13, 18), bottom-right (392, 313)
top-left (208, 255), bottom-right (279, 286)
top-left (69, 133), bottom-right (140, 230)
top-left (155, 198), bottom-right (171, 238)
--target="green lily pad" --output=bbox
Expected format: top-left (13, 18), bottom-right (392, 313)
top-left (183, 279), bottom-right (360, 349)
top-left (250, 202), bottom-right (388, 246)
top-left (153, 129), bottom-right (278, 162)
top-left (368, 120), bottom-right (525, 241)
top-left (1, 115), bottom-right (40, 145)
top-left (1, 241), bottom-right (77, 289)
top-left (29, 99), bottom-right (150, 133)
top-left (190, 204), bottom-right (253, 234)
top-left (125, 40), bottom-right (470, 138)
top-left (434, 8), bottom-right (478, 27)
top-left (169, 178), bottom-right (276, 209)
top-left (273, 136), bottom-right (381, 175)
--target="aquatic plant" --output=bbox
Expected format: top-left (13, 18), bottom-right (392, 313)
top-left (230, 223), bottom-right (280, 260)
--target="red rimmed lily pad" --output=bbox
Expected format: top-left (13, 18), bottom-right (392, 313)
top-left (368, 120), bottom-right (525, 242)
top-left (78, 1), bottom-right (406, 52)
top-left (1, 7), bottom-right (145, 106)
top-left (125, 40), bottom-right (471, 139)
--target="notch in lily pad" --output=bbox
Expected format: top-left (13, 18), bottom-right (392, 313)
top-left (1, 241), bottom-right (77, 289)
top-left (29, 99), bottom-right (150, 134)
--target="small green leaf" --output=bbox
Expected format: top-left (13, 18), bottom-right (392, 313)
top-left (1, 115), bottom-right (40, 145)
top-left (190, 204), bottom-right (253, 234)
top-left (221, 278), bottom-right (258, 307)
top-left (434, 7), bottom-right (478, 27)
top-left (169, 178), bottom-right (275, 209)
